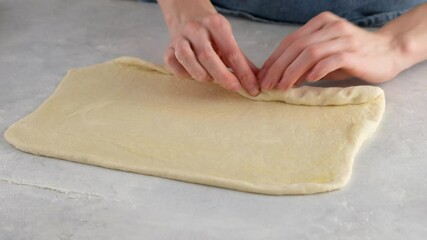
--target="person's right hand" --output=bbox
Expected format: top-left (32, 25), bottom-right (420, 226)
top-left (159, 1), bottom-right (260, 96)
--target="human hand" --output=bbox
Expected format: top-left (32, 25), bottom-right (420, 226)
top-left (160, 0), bottom-right (260, 96)
top-left (258, 12), bottom-right (404, 91)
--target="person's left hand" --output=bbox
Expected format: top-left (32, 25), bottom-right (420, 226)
top-left (258, 11), bottom-right (404, 91)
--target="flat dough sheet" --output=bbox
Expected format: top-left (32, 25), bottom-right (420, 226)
top-left (4, 57), bottom-right (385, 195)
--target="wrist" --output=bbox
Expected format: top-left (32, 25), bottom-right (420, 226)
top-left (158, 0), bottom-right (217, 36)
top-left (393, 35), bottom-right (418, 71)
top-left (377, 8), bottom-right (427, 73)
top-left (377, 28), bottom-right (419, 75)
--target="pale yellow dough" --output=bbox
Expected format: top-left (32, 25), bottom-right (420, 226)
top-left (4, 57), bottom-right (385, 195)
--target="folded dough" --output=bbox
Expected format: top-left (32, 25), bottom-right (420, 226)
top-left (4, 57), bottom-right (385, 195)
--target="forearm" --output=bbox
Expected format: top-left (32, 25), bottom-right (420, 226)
top-left (157, 0), bottom-right (217, 35)
top-left (378, 3), bottom-right (427, 71)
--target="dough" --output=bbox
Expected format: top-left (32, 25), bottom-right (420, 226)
top-left (4, 57), bottom-right (385, 195)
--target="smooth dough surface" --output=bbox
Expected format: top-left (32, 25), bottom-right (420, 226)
top-left (4, 57), bottom-right (385, 195)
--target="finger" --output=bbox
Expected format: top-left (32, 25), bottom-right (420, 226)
top-left (163, 47), bottom-right (191, 78)
top-left (259, 11), bottom-right (341, 77)
top-left (186, 30), bottom-right (242, 91)
top-left (243, 54), bottom-right (259, 74)
top-left (320, 71), bottom-right (351, 81)
top-left (203, 14), bottom-right (260, 96)
top-left (218, 50), bottom-right (259, 76)
top-left (293, 71), bottom-right (311, 87)
top-left (174, 38), bottom-right (211, 82)
top-left (277, 37), bottom-right (353, 90)
top-left (260, 20), bottom-right (351, 90)
top-left (226, 48), bottom-right (260, 96)
top-left (307, 53), bottom-right (354, 82)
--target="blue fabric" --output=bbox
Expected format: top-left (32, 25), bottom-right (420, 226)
top-left (139, 0), bottom-right (426, 27)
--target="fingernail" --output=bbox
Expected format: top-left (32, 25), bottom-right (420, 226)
top-left (260, 81), bottom-right (269, 90)
top-left (250, 87), bottom-right (260, 96)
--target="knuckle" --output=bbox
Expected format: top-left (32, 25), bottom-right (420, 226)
top-left (399, 35), bottom-right (416, 56)
top-left (204, 13), bottom-right (229, 29)
top-left (318, 11), bottom-right (335, 20)
top-left (222, 79), bottom-right (238, 89)
top-left (184, 21), bottom-right (202, 33)
top-left (220, 74), bottom-right (233, 83)
top-left (163, 52), bottom-right (175, 65)
top-left (347, 36), bottom-right (359, 49)
top-left (283, 66), bottom-right (294, 78)
top-left (305, 46), bottom-right (321, 59)
top-left (237, 71), bottom-right (254, 82)
top-left (316, 60), bottom-right (328, 70)
top-left (197, 72), bottom-right (210, 82)
top-left (333, 20), bottom-right (351, 33)
top-left (192, 69), bottom-right (210, 82)
top-left (335, 53), bottom-right (349, 63)
top-left (290, 40), bottom-right (306, 51)
top-left (196, 47), bottom-right (213, 62)
top-left (308, 72), bottom-right (320, 82)
top-left (311, 64), bottom-right (324, 75)
top-left (175, 46), bottom-right (191, 60)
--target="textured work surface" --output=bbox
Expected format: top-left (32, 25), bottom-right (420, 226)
top-left (0, 0), bottom-right (426, 239)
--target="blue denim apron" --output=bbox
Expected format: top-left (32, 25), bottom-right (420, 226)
top-left (140, 0), bottom-right (426, 27)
